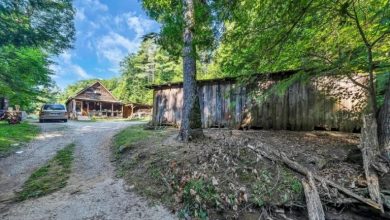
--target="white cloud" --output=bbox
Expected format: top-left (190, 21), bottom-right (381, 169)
top-left (75, 8), bottom-right (86, 21)
top-left (96, 32), bottom-right (139, 65)
top-left (51, 51), bottom-right (92, 81)
top-left (84, 0), bottom-right (108, 12)
top-left (72, 65), bottom-right (92, 79)
top-left (114, 12), bottom-right (157, 38)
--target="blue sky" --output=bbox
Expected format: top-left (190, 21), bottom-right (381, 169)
top-left (51, 0), bottom-right (160, 89)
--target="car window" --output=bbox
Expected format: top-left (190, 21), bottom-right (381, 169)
top-left (43, 104), bottom-right (65, 111)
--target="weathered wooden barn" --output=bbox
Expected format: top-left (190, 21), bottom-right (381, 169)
top-left (149, 71), bottom-right (366, 132)
top-left (66, 81), bottom-right (124, 119)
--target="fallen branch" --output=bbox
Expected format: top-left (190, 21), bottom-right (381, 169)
top-left (246, 144), bottom-right (383, 211)
top-left (302, 172), bottom-right (325, 220)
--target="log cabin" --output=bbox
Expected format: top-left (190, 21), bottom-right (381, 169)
top-left (66, 81), bottom-right (124, 119)
top-left (149, 71), bottom-right (366, 132)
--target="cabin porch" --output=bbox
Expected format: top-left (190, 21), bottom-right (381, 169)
top-left (68, 99), bottom-right (123, 119)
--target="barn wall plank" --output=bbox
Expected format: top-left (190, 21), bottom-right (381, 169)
top-left (151, 76), bottom-right (365, 132)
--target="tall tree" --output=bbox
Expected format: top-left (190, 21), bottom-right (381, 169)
top-left (118, 37), bottom-right (182, 104)
top-left (141, 0), bottom-right (216, 141)
top-left (0, 0), bottom-right (75, 110)
top-left (215, 0), bottom-right (390, 153)
top-left (0, 0), bottom-right (75, 54)
top-left (0, 45), bottom-right (53, 110)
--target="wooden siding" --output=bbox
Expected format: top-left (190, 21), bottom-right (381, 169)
top-left (74, 82), bottom-right (118, 102)
top-left (152, 76), bottom-right (365, 132)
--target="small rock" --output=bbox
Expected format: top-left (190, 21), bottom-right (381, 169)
top-left (15, 151), bottom-right (23, 154)
top-left (211, 176), bottom-right (218, 186)
top-left (137, 152), bottom-right (147, 160)
top-left (11, 143), bottom-right (21, 147)
top-left (124, 184), bottom-right (135, 191)
top-left (118, 145), bottom-right (129, 153)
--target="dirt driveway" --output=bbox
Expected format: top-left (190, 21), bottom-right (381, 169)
top-left (0, 121), bottom-right (175, 220)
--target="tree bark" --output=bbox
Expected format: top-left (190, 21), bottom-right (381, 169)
top-left (177, 0), bottom-right (203, 142)
top-left (359, 114), bottom-right (384, 213)
top-left (378, 78), bottom-right (390, 159)
top-left (302, 172), bottom-right (325, 220)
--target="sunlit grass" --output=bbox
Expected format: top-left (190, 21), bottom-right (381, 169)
top-left (0, 121), bottom-right (39, 156)
top-left (17, 143), bottom-right (75, 201)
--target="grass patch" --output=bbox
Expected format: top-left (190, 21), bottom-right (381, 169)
top-left (0, 121), bottom-right (39, 156)
top-left (113, 125), bottom-right (158, 155)
top-left (251, 167), bottom-right (303, 207)
top-left (17, 143), bottom-right (75, 201)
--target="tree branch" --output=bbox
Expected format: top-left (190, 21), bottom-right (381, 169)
top-left (266, 0), bottom-right (315, 52)
top-left (346, 73), bottom-right (369, 90)
top-left (352, 3), bottom-right (371, 48)
top-left (372, 30), bottom-right (390, 47)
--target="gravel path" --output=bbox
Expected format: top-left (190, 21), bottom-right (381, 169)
top-left (0, 121), bottom-right (175, 220)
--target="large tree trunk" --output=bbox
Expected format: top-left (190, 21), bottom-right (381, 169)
top-left (359, 114), bottom-right (384, 213)
top-left (177, 0), bottom-right (203, 142)
top-left (378, 77), bottom-right (390, 159)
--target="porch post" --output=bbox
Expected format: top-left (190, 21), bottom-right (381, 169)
top-left (72, 99), bottom-right (76, 112)
top-left (87, 102), bottom-right (89, 113)
top-left (81, 101), bottom-right (83, 114)
top-left (111, 103), bottom-right (114, 117)
top-left (121, 105), bottom-right (124, 118)
top-left (100, 102), bottom-right (102, 112)
top-left (72, 99), bottom-right (76, 119)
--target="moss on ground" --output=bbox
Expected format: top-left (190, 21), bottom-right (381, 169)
top-left (17, 143), bottom-right (75, 201)
top-left (0, 121), bottom-right (39, 156)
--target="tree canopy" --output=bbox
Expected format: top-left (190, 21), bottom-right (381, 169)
top-left (0, 0), bottom-right (75, 54)
top-left (0, 0), bottom-right (75, 111)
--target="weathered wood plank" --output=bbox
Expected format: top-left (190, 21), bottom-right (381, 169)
top-left (151, 76), bottom-right (365, 132)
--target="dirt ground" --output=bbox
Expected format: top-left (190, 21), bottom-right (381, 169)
top-left (117, 128), bottom-right (389, 219)
top-left (0, 121), bottom-right (176, 220)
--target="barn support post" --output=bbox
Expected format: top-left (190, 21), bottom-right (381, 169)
top-left (87, 102), bottom-right (89, 114)
top-left (121, 105), bottom-right (124, 118)
top-left (80, 101), bottom-right (83, 115)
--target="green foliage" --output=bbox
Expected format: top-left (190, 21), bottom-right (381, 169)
top-left (0, 45), bottom-right (55, 111)
top-left (0, 121), bottom-right (39, 156)
top-left (377, 72), bottom-right (390, 107)
top-left (18, 143), bottom-right (75, 201)
top-left (179, 179), bottom-right (219, 220)
top-left (0, 0), bottom-right (75, 111)
top-left (251, 168), bottom-right (303, 207)
top-left (117, 37), bottom-right (182, 104)
top-left (215, 0), bottom-right (390, 77)
top-left (0, 0), bottom-right (75, 54)
top-left (141, 0), bottom-right (216, 58)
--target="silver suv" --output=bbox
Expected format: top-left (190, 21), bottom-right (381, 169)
top-left (39, 104), bottom-right (68, 123)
